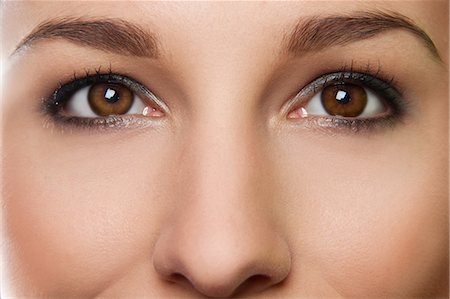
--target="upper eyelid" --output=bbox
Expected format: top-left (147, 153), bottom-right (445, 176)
top-left (280, 71), bottom-right (403, 116)
top-left (49, 72), bottom-right (171, 114)
top-left (47, 69), bottom-right (401, 120)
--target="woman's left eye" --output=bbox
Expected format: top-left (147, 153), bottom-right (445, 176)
top-left (292, 83), bottom-right (386, 118)
top-left (286, 72), bottom-right (403, 124)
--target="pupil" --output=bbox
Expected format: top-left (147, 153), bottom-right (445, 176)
top-left (335, 89), bottom-right (351, 104)
top-left (104, 88), bottom-right (120, 103)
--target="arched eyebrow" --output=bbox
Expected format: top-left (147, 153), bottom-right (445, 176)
top-left (284, 10), bottom-right (442, 63)
top-left (12, 11), bottom-right (442, 63)
top-left (12, 17), bottom-right (160, 58)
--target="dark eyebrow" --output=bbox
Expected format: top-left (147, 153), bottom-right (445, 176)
top-left (13, 17), bottom-right (159, 58)
top-left (284, 10), bottom-right (442, 62)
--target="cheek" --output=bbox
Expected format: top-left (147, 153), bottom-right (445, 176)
top-left (317, 177), bottom-right (448, 297)
top-left (3, 117), bottom-right (175, 296)
top-left (277, 129), bottom-right (448, 297)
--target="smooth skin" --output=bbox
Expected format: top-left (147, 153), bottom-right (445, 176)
top-left (1, 1), bottom-right (448, 298)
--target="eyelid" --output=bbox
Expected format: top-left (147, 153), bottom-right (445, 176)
top-left (281, 71), bottom-right (404, 118)
top-left (44, 72), bottom-right (170, 116)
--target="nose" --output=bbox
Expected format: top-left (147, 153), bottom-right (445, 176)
top-left (152, 119), bottom-right (291, 297)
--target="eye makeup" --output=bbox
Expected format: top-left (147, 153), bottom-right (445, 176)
top-left (283, 63), bottom-right (409, 134)
top-left (41, 62), bottom-right (409, 134)
top-left (41, 67), bottom-right (169, 131)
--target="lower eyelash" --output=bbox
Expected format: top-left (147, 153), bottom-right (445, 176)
top-left (291, 114), bottom-right (402, 135)
top-left (55, 114), bottom-right (153, 129)
top-left (40, 68), bottom-right (168, 131)
top-left (283, 65), bottom-right (410, 133)
top-left (41, 113), bottom-right (162, 134)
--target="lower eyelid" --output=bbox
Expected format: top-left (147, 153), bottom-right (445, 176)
top-left (287, 73), bottom-right (403, 115)
top-left (44, 114), bottom-right (160, 132)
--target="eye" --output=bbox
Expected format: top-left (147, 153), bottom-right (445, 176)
top-left (65, 82), bottom-right (163, 118)
top-left (285, 71), bottom-right (406, 131)
top-left (289, 82), bottom-right (386, 119)
top-left (43, 72), bottom-right (168, 129)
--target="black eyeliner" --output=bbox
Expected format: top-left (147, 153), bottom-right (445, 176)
top-left (285, 68), bottom-right (410, 133)
top-left (43, 72), bottom-right (145, 115)
top-left (41, 70), bottom-right (169, 131)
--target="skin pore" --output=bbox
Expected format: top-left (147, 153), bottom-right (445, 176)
top-left (1, 1), bottom-right (448, 298)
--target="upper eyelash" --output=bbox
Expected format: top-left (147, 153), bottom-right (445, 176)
top-left (313, 61), bottom-right (402, 98)
top-left (280, 65), bottom-right (410, 134)
top-left (40, 68), bottom-right (170, 131)
top-left (42, 68), bottom-right (169, 115)
top-left (305, 71), bottom-right (404, 111)
top-left (43, 70), bottom-right (141, 115)
top-left (284, 67), bottom-right (407, 117)
top-left (42, 64), bottom-right (406, 134)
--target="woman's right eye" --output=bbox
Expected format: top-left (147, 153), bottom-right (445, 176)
top-left (43, 72), bottom-right (168, 129)
top-left (64, 82), bottom-right (164, 118)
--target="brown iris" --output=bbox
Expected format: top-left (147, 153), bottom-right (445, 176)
top-left (88, 83), bottom-right (134, 116)
top-left (321, 84), bottom-right (367, 117)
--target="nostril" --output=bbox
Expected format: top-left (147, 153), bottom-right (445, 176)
top-left (169, 272), bottom-right (188, 283)
top-left (166, 271), bottom-right (275, 297)
top-left (167, 272), bottom-right (197, 291)
top-left (245, 274), bottom-right (272, 286)
top-left (234, 274), bottom-right (273, 295)
top-left (152, 214), bottom-right (292, 297)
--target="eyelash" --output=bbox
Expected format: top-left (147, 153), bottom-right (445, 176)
top-left (41, 68), bottom-right (165, 131)
top-left (41, 64), bottom-right (407, 133)
top-left (284, 66), bottom-right (408, 133)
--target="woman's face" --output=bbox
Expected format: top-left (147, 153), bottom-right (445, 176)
top-left (2, 1), bottom-right (448, 298)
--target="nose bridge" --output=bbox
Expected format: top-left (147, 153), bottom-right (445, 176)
top-left (167, 52), bottom-right (273, 237)
top-left (178, 111), bottom-right (269, 242)
top-left (188, 111), bottom-right (259, 207)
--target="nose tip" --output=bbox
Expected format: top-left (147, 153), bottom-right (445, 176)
top-left (153, 227), bottom-right (291, 297)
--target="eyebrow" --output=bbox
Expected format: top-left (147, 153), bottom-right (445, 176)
top-left (13, 17), bottom-right (159, 58)
top-left (284, 10), bottom-right (442, 62)
top-left (13, 11), bottom-right (441, 63)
